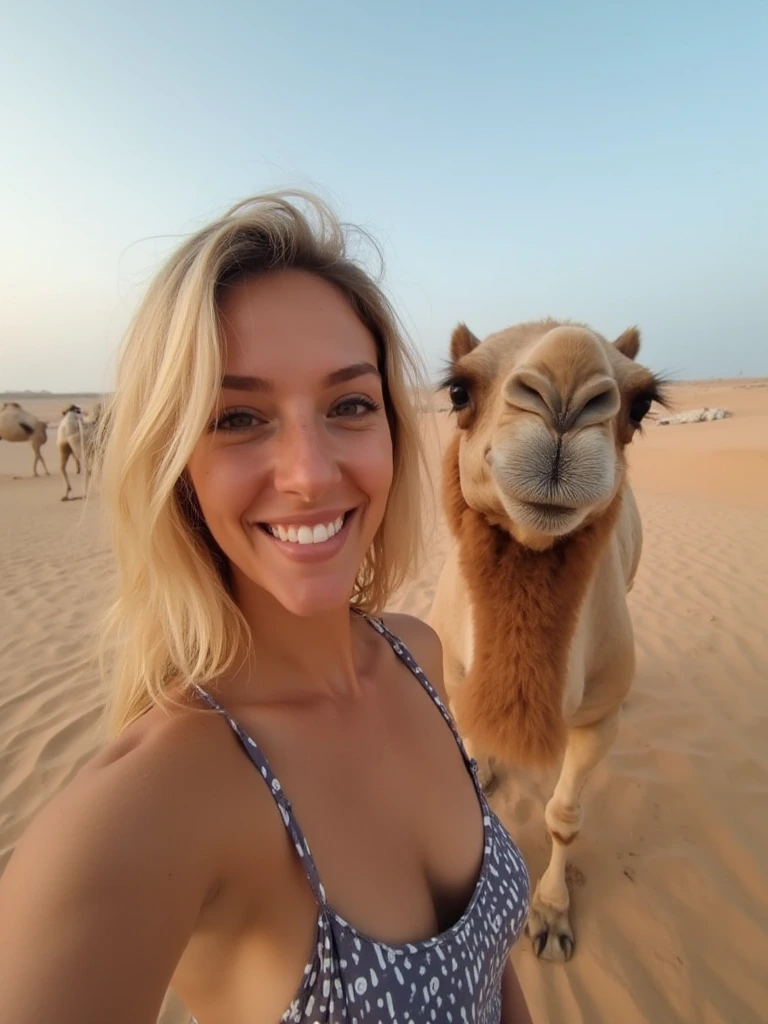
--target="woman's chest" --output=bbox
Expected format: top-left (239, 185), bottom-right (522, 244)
top-left (237, 694), bottom-right (487, 943)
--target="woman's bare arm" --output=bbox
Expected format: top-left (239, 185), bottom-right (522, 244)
top-left (0, 726), bottom-right (216, 1024)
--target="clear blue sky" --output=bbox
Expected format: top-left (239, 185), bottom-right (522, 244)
top-left (1, 0), bottom-right (766, 391)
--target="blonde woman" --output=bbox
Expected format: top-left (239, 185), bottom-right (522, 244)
top-left (0, 193), bottom-right (531, 1024)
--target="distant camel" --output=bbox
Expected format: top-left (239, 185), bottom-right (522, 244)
top-left (0, 402), bottom-right (50, 476)
top-left (430, 319), bottom-right (666, 961)
top-left (57, 403), bottom-right (103, 500)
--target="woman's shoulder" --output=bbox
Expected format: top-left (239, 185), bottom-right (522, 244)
top-left (0, 704), bottom-right (235, 1018)
top-left (379, 611), bottom-right (440, 653)
top-left (83, 696), bottom-right (232, 799)
top-left (378, 612), bottom-right (447, 698)
top-left (5, 701), bottom-right (238, 906)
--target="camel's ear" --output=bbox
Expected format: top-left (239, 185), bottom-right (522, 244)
top-left (613, 327), bottom-right (641, 360)
top-left (450, 323), bottom-right (481, 363)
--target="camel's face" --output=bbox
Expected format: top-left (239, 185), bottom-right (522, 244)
top-left (443, 320), bottom-right (663, 548)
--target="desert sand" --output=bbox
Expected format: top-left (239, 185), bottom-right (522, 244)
top-left (1, 381), bottom-right (767, 1023)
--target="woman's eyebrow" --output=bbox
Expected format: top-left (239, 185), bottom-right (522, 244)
top-left (221, 374), bottom-right (272, 393)
top-left (221, 361), bottom-right (380, 393)
top-left (322, 361), bottom-right (380, 387)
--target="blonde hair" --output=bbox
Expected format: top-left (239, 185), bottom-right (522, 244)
top-left (100, 191), bottom-right (426, 734)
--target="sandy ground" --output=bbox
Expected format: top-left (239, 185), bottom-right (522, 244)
top-left (1, 382), bottom-right (767, 1023)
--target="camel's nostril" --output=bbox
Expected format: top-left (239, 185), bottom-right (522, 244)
top-left (570, 379), bottom-right (621, 428)
top-left (503, 369), bottom-right (560, 425)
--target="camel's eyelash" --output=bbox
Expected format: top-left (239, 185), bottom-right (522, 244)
top-left (649, 376), bottom-right (672, 410)
top-left (627, 377), bottom-right (672, 434)
top-left (437, 370), bottom-right (471, 393)
top-left (437, 371), bottom-right (477, 403)
top-left (642, 377), bottom-right (673, 411)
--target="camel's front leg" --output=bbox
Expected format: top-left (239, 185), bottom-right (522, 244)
top-left (59, 447), bottom-right (73, 501)
top-left (527, 713), bottom-right (619, 961)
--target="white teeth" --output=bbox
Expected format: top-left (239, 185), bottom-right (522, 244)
top-left (265, 513), bottom-right (349, 545)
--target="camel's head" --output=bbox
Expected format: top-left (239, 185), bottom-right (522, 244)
top-left (442, 319), bottom-right (666, 549)
top-left (62, 404), bottom-right (82, 416)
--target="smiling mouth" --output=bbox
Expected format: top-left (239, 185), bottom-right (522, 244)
top-left (257, 509), bottom-right (356, 545)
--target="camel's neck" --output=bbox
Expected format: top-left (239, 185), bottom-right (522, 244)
top-left (443, 435), bottom-right (622, 767)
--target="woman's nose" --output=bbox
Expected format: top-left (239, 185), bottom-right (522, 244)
top-left (272, 419), bottom-right (342, 499)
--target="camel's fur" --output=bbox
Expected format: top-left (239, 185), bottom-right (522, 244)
top-left (0, 402), bottom-right (50, 476)
top-left (429, 319), bottom-right (664, 961)
top-left (57, 403), bottom-right (102, 501)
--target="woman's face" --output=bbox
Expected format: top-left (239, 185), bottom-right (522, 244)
top-left (187, 269), bottom-right (393, 617)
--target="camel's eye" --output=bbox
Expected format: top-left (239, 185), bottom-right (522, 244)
top-left (449, 383), bottom-right (471, 411)
top-left (629, 394), bottom-right (652, 424)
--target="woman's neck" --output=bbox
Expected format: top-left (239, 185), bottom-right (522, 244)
top-left (225, 580), bottom-right (371, 706)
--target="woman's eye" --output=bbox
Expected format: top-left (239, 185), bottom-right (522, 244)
top-left (214, 410), bottom-right (263, 432)
top-left (331, 397), bottom-right (380, 418)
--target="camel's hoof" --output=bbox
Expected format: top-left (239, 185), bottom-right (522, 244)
top-left (526, 893), bottom-right (575, 962)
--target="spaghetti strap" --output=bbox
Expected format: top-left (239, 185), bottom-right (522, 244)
top-left (194, 686), bottom-right (328, 905)
top-left (360, 613), bottom-right (481, 784)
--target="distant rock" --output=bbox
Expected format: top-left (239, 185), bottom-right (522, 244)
top-left (658, 407), bottom-right (732, 426)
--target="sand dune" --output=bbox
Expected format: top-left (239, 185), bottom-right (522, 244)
top-left (1, 381), bottom-right (766, 1023)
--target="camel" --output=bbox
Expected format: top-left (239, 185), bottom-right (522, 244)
top-left (57, 403), bottom-right (102, 500)
top-left (0, 402), bottom-right (50, 476)
top-left (429, 319), bottom-right (666, 963)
